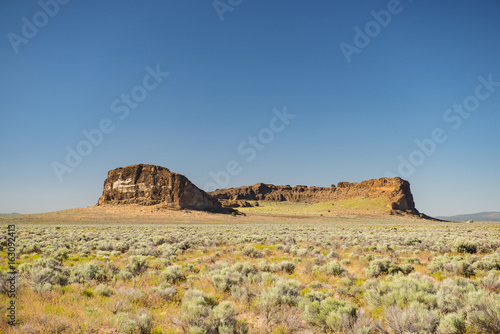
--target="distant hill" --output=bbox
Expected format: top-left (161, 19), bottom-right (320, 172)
top-left (436, 212), bottom-right (500, 222)
top-left (0, 213), bottom-right (20, 215)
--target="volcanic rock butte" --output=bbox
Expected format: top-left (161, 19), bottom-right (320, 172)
top-left (209, 177), bottom-right (418, 214)
top-left (97, 164), bottom-right (223, 212)
top-left (97, 164), bottom-right (419, 216)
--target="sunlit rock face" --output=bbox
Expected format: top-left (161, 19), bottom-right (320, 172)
top-left (210, 177), bottom-right (418, 214)
top-left (97, 164), bottom-right (223, 212)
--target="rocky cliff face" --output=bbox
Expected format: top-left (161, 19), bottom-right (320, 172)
top-left (97, 164), bottom-right (223, 212)
top-left (210, 177), bottom-right (418, 214)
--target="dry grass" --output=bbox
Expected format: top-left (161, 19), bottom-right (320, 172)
top-left (0, 210), bottom-right (498, 333)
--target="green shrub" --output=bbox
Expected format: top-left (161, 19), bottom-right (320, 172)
top-left (209, 262), bottom-right (257, 292)
top-left (160, 265), bottom-right (185, 284)
top-left (117, 270), bottom-right (134, 281)
top-left (255, 278), bottom-right (302, 329)
top-left (94, 284), bottom-right (113, 297)
top-left (30, 258), bottom-right (69, 291)
top-left (399, 263), bottom-right (415, 275)
top-left (467, 295), bottom-right (500, 334)
top-left (181, 289), bottom-right (242, 334)
top-left (320, 260), bottom-right (346, 276)
top-left (364, 258), bottom-right (400, 277)
top-left (302, 296), bottom-right (358, 332)
top-left (479, 270), bottom-right (500, 292)
top-left (152, 283), bottom-right (177, 301)
top-left (437, 311), bottom-right (466, 334)
top-left (82, 288), bottom-right (93, 298)
top-left (308, 281), bottom-right (323, 289)
top-left (473, 252), bottom-right (500, 271)
top-left (361, 254), bottom-right (376, 262)
top-left (385, 302), bottom-right (440, 334)
top-left (271, 279), bottom-right (303, 306)
top-left (456, 241), bottom-right (477, 254)
top-left (429, 255), bottom-right (475, 277)
top-left (364, 273), bottom-right (437, 309)
top-left (115, 310), bottom-right (153, 334)
top-left (242, 246), bottom-right (262, 258)
top-left (127, 256), bottom-right (148, 275)
top-left (340, 259), bottom-right (351, 266)
top-left (137, 311), bottom-right (153, 334)
top-left (70, 263), bottom-right (103, 283)
top-left (277, 261), bottom-right (296, 274)
top-left (116, 312), bottom-right (138, 334)
top-left (436, 277), bottom-right (478, 313)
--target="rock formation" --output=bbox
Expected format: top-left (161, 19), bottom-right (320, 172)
top-left (209, 177), bottom-right (418, 214)
top-left (97, 164), bottom-right (224, 212)
top-left (97, 164), bottom-right (419, 216)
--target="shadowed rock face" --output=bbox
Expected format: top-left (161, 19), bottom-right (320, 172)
top-left (97, 164), bottom-right (223, 212)
top-left (209, 177), bottom-right (418, 214)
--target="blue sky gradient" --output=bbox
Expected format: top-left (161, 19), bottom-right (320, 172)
top-left (1, 0), bottom-right (499, 216)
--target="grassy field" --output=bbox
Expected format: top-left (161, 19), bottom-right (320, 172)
top-left (238, 198), bottom-right (391, 217)
top-left (0, 213), bottom-right (499, 333)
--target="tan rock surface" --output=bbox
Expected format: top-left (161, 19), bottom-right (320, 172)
top-left (97, 164), bottom-right (223, 212)
top-left (209, 177), bottom-right (418, 214)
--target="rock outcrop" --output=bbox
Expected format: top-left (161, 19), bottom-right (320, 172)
top-left (97, 164), bottom-right (224, 212)
top-left (209, 177), bottom-right (418, 214)
top-left (97, 165), bottom-right (419, 216)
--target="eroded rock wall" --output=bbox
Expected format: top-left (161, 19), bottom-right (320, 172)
top-left (97, 164), bottom-right (223, 212)
top-left (209, 177), bottom-right (418, 213)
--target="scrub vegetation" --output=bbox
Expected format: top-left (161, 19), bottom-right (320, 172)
top-left (1, 220), bottom-right (499, 333)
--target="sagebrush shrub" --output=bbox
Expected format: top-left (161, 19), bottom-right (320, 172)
top-left (242, 246), bottom-right (262, 258)
top-left (467, 294), bottom-right (500, 334)
top-left (160, 265), bottom-right (185, 284)
top-left (127, 256), bottom-right (148, 275)
top-left (364, 273), bottom-right (436, 309)
top-left (94, 284), bottom-right (113, 297)
top-left (70, 263), bottom-right (103, 283)
top-left (384, 302), bottom-right (440, 334)
top-left (181, 289), bottom-right (242, 334)
top-left (320, 260), bottom-right (346, 276)
top-left (437, 311), bottom-right (466, 334)
top-left (455, 240), bottom-right (477, 254)
top-left (116, 270), bottom-right (133, 281)
top-left (30, 258), bottom-right (69, 291)
top-left (364, 258), bottom-right (400, 277)
top-left (115, 310), bottom-right (153, 334)
top-left (209, 262), bottom-right (257, 292)
top-left (277, 261), bottom-right (295, 274)
top-left (302, 296), bottom-right (358, 332)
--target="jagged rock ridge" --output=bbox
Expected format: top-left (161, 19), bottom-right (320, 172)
top-left (97, 164), bottom-right (223, 212)
top-left (210, 177), bottom-right (418, 214)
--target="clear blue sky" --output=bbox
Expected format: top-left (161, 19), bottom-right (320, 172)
top-left (1, 0), bottom-right (499, 216)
